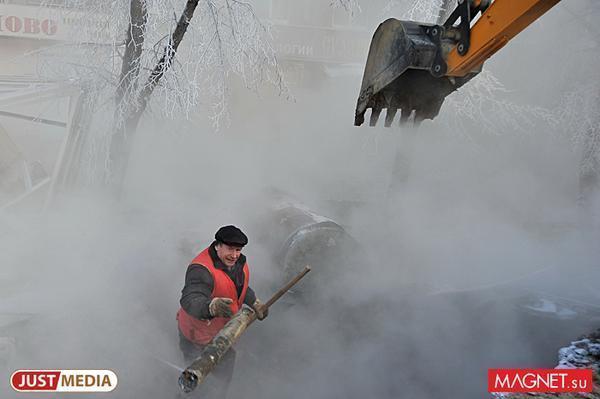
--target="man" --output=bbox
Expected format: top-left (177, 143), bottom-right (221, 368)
top-left (177, 225), bottom-right (267, 397)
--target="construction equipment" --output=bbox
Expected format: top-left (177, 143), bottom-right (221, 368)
top-left (355, 0), bottom-right (561, 127)
top-left (178, 266), bottom-right (311, 393)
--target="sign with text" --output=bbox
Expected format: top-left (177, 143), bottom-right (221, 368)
top-left (271, 24), bottom-right (370, 64)
top-left (0, 4), bottom-right (110, 43)
top-left (488, 368), bottom-right (593, 393)
top-left (11, 369), bottom-right (118, 392)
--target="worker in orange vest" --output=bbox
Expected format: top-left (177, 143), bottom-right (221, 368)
top-left (177, 225), bottom-right (267, 397)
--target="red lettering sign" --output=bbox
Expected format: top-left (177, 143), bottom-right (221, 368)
top-left (0, 15), bottom-right (57, 36)
top-left (41, 18), bottom-right (57, 35)
top-left (24, 17), bottom-right (40, 34)
top-left (10, 369), bottom-right (118, 392)
top-left (10, 371), bottom-right (61, 391)
top-left (489, 368), bottom-right (593, 393)
top-left (5, 16), bottom-right (22, 33)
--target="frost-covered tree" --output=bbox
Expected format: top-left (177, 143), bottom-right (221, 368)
top-left (330, 0), bottom-right (362, 16)
top-left (549, 1), bottom-right (600, 220)
top-left (39, 0), bottom-right (285, 191)
top-left (559, 86), bottom-right (600, 208)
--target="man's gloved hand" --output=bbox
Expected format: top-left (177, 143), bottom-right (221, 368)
top-left (209, 297), bottom-right (234, 318)
top-left (252, 299), bottom-right (269, 321)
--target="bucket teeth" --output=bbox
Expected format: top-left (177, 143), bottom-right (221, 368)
top-left (399, 108), bottom-right (411, 125)
top-left (354, 18), bottom-right (479, 127)
top-left (369, 108), bottom-right (382, 126)
top-left (384, 108), bottom-right (397, 127)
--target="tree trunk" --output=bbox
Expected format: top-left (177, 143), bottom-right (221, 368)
top-left (109, 0), bottom-right (200, 194)
top-left (109, 0), bottom-right (147, 194)
top-left (116, 0), bottom-right (147, 106)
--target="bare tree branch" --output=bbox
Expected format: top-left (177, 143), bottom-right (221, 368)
top-left (116, 0), bottom-right (148, 106)
top-left (137, 0), bottom-right (200, 115)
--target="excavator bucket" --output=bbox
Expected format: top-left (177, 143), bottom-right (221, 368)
top-left (354, 18), bottom-right (476, 127)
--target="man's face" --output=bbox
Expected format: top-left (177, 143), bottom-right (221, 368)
top-left (215, 243), bottom-right (243, 267)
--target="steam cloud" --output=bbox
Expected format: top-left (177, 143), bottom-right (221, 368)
top-left (1, 1), bottom-right (599, 398)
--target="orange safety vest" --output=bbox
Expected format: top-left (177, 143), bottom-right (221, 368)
top-left (177, 247), bottom-right (249, 345)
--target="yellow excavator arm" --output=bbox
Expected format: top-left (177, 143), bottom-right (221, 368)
top-left (354, 0), bottom-right (562, 127)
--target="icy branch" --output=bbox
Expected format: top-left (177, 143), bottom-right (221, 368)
top-left (330, 0), bottom-right (362, 17)
top-left (35, 0), bottom-right (286, 184)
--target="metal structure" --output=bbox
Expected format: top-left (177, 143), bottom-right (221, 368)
top-left (355, 0), bottom-right (562, 126)
top-left (178, 266), bottom-right (311, 393)
top-left (0, 76), bottom-right (80, 211)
